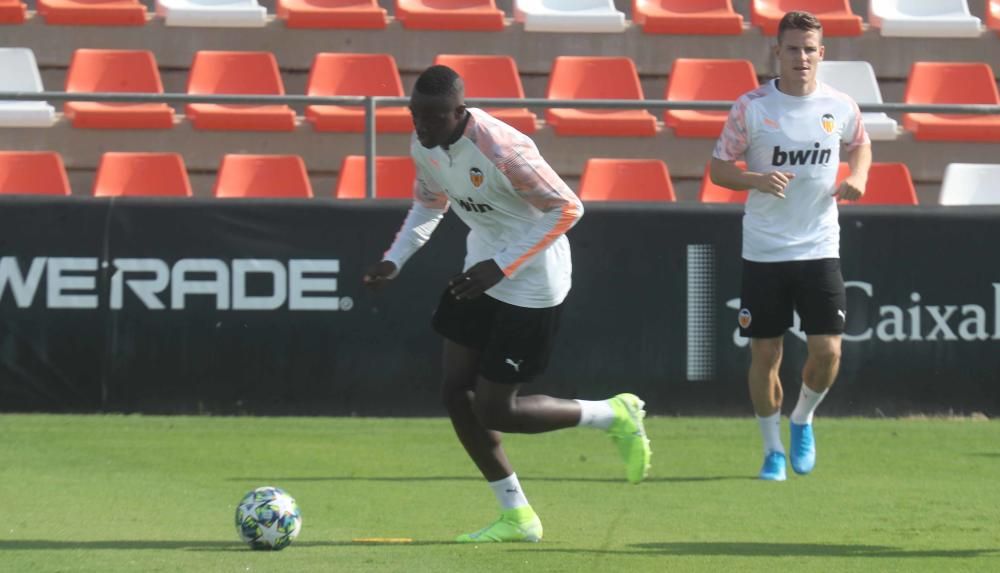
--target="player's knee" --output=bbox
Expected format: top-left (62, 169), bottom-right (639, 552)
top-left (472, 396), bottom-right (514, 431)
top-left (812, 343), bottom-right (841, 366)
top-left (440, 380), bottom-right (471, 413)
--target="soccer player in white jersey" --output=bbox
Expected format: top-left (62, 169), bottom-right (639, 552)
top-left (709, 11), bottom-right (872, 481)
top-left (363, 65), bottom-right (652, 542)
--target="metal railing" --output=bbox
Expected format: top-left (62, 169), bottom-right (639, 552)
top-left (2, 91), bottom-right (999, 198)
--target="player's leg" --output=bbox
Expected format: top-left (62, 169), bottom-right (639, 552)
top-left (740, 260), bottom-right (794, 481)
top-left (474, 299), bottom-right (651, 483)
top-left (789, 258), bottom-right (847, 475)
top-left (432, 289), bottom-right (542, 543)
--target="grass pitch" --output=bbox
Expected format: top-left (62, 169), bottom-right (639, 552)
top-left (1, 415), bottom-right (998, 572)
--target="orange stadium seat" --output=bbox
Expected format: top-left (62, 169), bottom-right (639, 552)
top-left (334, 155), bottom-right (415, 199)
top-left (903, 62), bottom-right (1000, 142)
top-left (277, 0), bottom-right (386, 28)
top-left (93, 153), bottom-right (192, 197)
top-left (37, 0), bottom-right (147, 25)
top-left (578, 159), bottom-right (676, 202)
top-left (214, 155), bottom-right (313, 198)
top-left (990, 0), bottom-right (1000, 35)
top-left (395, 0), bottom-right (504, 31)
top-left (632, 0), bottom-right (743, 35)
top-left (835, 162), bottom-right (918, 205)
top-left (751, 0), bottom-right (862, 36)
top-left (186, 52), bottom-right (296, 132)
top-left (0, 0), bottom-right (27, 23)
top-left (698, 161), bottom-right (747, 203)
top-left (665, 58), bottom-right (757, 138)
top-left (305, 53), bottom-right (411, 133)
top-left (0, 152), bottom-right (71, 195)
top-left (545, 56), bottom-right (657, 137)
top-left (64, 49), bottom-right (174, 129)
top-left (434, 54), bottom-right (537, 134)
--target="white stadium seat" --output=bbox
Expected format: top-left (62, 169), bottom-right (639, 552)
top-left (155, 0), bottom-right (267, 27)
top-left (939, 163), bottom-right (1000, 205)
top-left (868, 0), bottom-right (981, 38)
top-left (0, 48), bottom-right (56, 128)
top-left (514, 0), bottom-right (626, 33)
top-left (817, 61), bottom-right (898, 141)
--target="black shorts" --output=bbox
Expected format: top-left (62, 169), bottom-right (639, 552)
top-left (739, 258), bottom-right (846, 338)
top-left (431, 288), bottom-right (562, 384)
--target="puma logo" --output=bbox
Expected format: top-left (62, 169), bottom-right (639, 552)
top-left (837, 309), bottom-right (846, 320)
top-left (505, 358), bottom-right (523, 372)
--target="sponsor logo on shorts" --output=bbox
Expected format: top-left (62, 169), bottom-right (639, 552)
top-left (505, 358), bottom-right (523, 372)
top-left (738, 308), bottom-right (752, 329)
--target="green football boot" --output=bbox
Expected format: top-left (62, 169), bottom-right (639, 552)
top-left (608, 393), bottom-right (652, 484)
top-left (456, 506), bottom-right (543, 543)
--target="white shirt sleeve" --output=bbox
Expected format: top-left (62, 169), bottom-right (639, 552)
top-left (382, 169), bottom-right (449, 276)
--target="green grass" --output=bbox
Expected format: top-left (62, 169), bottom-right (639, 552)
top-left (1, 415), bottom-right (998, 572)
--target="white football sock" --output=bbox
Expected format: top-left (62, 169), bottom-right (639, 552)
top-left (790, 384), bottom-right (829, 425)
top-left (489, 473), bottom-right (530, 511)
top-left (757, 412), bottom-right (785, 455)
top-left (575, 399), bottom-right (615, 430)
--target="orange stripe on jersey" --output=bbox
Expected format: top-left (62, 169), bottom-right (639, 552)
top-left (501, 200), bottom-right (581, 277)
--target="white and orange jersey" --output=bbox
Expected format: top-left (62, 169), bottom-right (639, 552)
top-left (714, 79), bottom-right (870, 262)
top-left (384, 108), bottom-right (584, 308)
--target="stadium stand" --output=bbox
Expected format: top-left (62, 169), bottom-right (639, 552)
top-left (836, 162), bottom-right (918, 205)
top-left (433, 54), bottom-right (536, 135)
top-left (64, 49), bottom-right (175, 130)
top-left (93, 152), bottom-right (192, 197)
top-left (664, 58), bottom-right (757, 138)
top-left (0, 0), bottom-right (27, 24)
top-left (395, 0), bottom-right (504, 31)
top-left (514, 0), bottom-right (627, 33)
top-left (816, 60), bottom-right (898, 141)
top-left (545, 56), bottom-right (656, 137)
top-left (334, 155), bottom-right (415, 199)
top-left (631, 0), bottom-right (743, 35)
top-left (37, 0), bottom-right (147, 26)
top-left (0, 151), bottom-right (71, 195)
top-left (578, 158), bottom-right (676, 202)
top-left (698, 160), bottom-right (747, 203)
top-left (0, 48), bottom-right (56, 127)
top-left (939, 163), bottom-right (1000, 205)
top-left (276, 0), bottom-right (388, 29)
top-left (213, 154), bottom-right (313, 198)
top-left (305, 53), bottom-right (411, 133)
top-left (903, 62), bottom-right (1000, 142)
top-left (868, 0), bottom-right (982, 37)
top-left (751, 0), bottom-right (862, 36)
top-left (155, 0), bottom-right (267, 27)
top-left (186, 51), bottom-right (297, 132)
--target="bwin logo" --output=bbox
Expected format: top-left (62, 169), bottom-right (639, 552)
top-left (458, 198), bottom-right (494, 213)
top-left (772, 143), bottom-right (831, 167)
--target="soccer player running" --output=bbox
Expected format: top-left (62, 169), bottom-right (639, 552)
top-left (364, 65), bottom-right (651, 542)
top-left (709, 11), bottom-right (871, 481)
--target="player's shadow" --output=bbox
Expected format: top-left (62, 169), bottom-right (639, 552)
top-left (227, 475), bottom-right (754, 484)
top-left (521, 542), bottom-right (998, 559)
top-left (0, 540), bottom-right (453, 552)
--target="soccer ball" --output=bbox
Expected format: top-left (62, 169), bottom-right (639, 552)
top-left (234, 486), bottom-right (302, 550)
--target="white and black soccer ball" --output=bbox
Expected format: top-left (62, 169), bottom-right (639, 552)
top-left (235, 486), bottom-right (302, 550)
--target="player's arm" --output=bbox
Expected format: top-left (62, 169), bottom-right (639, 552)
top-left (709, 94), bottom-right (794, 199)
top-left (834, 98), bottom-right (872, 201)
top-left (449, 151), bottom-right (583, 300)
top-left (363, 165), bottom-right (449, 291)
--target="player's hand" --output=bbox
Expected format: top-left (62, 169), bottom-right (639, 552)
top-left (363, 260), bottom-right (397, 291)
top-left (756, 171), bottom-right (795, 199)
top-left (834, 175), bottom-right (866, 201)
top-left (449, 260), bottom-right (505, 300)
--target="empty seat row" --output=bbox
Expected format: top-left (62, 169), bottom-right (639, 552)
top-left (0, 151), bottom-right (415, 198)
top-left (7, 151), bottom-right (996, 205)
top-left (1, 0), bottom-right (997, 37)
top-left (4, 48), bottom-right (999, 141)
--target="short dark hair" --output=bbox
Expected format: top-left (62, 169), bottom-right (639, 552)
top-left (414, 65), bottom-right (462, 97)
top-left (777, 10), bottom-right (823, 42)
